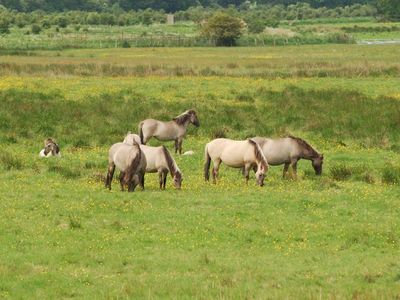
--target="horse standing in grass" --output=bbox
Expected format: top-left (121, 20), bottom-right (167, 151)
top-left (39, 138), bottom-right (61, 157)
top-left (124, 137), bottom-right (182, 190)
top-left (251, 136), bottom-right (324, 178)
top-left (138, 110), bottom-right (200, 154)
top-left (204, 138), bottom-right (268, 186)
top-left (105, 142), bottom-right (146, 192)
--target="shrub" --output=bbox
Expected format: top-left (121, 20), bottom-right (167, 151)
top-left (247, 19), bottom-right (265, 34)
top-left (31, 24), bottom-right (42, 34)
top-left (382, 165), bottom-right (400, 184)
top-left (0, 16), bottom-right (10, 34)
top-left (201, 12), bottom-right (244, 46)
top-left (121, 40), bottom-right (131, 48)
top-left (57, 16), bottom-right (68, 28)
top-left (0, 151), bottom-right (23, 170)
top-left (330, 163), bottom-right (352, 181)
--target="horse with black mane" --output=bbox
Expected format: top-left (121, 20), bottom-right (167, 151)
top-left (138, 110), bottom-right (200, 154)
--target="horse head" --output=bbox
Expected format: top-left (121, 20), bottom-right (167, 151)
top-left (173, 171), bottom-right (183, 189)
top-left (188, 110), bottom-right (200, 127)
top-left (312, 154), bottom-right (324, 175)
top-left (44, 139), bottom-right (60, 156)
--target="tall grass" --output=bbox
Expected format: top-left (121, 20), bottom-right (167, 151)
top-left (0, 84), bottom-right (399, 149)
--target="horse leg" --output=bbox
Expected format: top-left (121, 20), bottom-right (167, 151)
top-left (178, 138), bottom-right (183, 155)
top-left (282, 163), bottom-right (290, 179)
top-left (158, 171), bottom-right (163, 190)
top-left (163, 170), bottom-right (167, 189)
top-left (140, 172), bottom-right (145, 190)
top-left (105, 163), bottom-right (115, 190)
top-left (174, 139), bottom-right (179, 154)
top-left (291, 159), bottom-right (298, 180)
top-left (119, 172), bottom-right (125, 191)
top-left (243, 164), bottom-right (251, 184)
top-left (212, 159), bottom-right (221, 184)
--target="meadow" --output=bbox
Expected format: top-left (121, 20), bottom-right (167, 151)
top-left (0, 45), bottom-right (400, 298)
top-left (0, 18), bottom-right (399, 50)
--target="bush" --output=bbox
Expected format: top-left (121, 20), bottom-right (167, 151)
top-left (382, 165), bottom-right (400, 184)
top-left (330, 163), bottom-right (352, 181)
top-left (31, 24), bottom-right (42, 34)
top-left (57, 16), bottom-right (68, 28)
top-left (0, 16), bottom-right (10, 34)
top-left (247, 19), bottom-right (265, 34)
top-left (121, 40), bottom-right (131, 48)
top-left (201, 12), bottom-right (245, 46)
top-left (0, 151), bottom-right (23, 170)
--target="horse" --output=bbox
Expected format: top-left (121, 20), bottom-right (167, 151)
top-left (138, 109), bottom-right (200, 154)
top-left (105, 142), bottom-right (146, 192)
top-left (123, 132), bottom-right (141, 145)
top-left (204, 138), bottom-right (268, 186)
top-left (123, 137), bottom-right (182, 190)
top-left (251, 136), bottom-right (324, 178)
top-left (140, 145), bottom-right (183, 190)
top-left (39, 138), bottom-right (61, 157)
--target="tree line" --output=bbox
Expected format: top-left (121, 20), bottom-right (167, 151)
top-left (0, 0), bottom-right (377, 13)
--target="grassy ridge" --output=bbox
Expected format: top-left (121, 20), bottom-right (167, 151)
top-left (0, 45), bottom-right (400, 298)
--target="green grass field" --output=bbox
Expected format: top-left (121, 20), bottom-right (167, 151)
top-left (0, 45), bottom-right (400, 298)
top-left (1, 18), bottom-right (399, 50)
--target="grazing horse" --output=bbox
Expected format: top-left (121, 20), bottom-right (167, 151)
top-left (39, 138), bottom-right (61, 157)
top-left (105, 142), bottom-right (146, 192)
top-left (138, 110), bottom-right (200, 154)
top-left (141, 145), bottom-right (183, 190)
top-left (252, 136), bottom-right (324, 178)
top-left (123, 137), bottom-right (182, 190)
top-left (204, 138), bottom-right (268, 186)
top-left (123, 132), bottom-right (141, 145)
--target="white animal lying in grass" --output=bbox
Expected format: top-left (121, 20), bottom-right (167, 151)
top-left (39, 138), bottom-right (61, 157)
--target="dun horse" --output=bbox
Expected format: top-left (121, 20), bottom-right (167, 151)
top-left (252, 136), bottom-right (324, 178)
top-left (105, 142), bottom-right (146, 192)
top-left (138, 110), bottom-right (200, 154)
top-left (141, 145), bottom-right (183, 190)
top-left (123, 132), bottom-right (141, 145)
top-left (39, 138), bottom-right (61, 157)
top-left (204, 138), bottom-right (268, 186)
top-left (123, 136), bottom-right (182, 190)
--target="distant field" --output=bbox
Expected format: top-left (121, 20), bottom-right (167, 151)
top-left (1, 44), bottom-right (399, 78)
top-left (0, 44), bottom-right (400, 298)
top-left (0, 18), bottom-right (399, 50)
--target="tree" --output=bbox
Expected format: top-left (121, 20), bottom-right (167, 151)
top-left (377, 0), bottom-right (400, 20)
top-left (201, 12), bottom-right (244, 46)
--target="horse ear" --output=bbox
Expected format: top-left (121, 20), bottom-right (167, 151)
top-left (321, 153), bottom-right (324, 159)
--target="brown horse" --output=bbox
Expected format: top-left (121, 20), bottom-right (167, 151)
top-left (138, 110), bottom-right (200, 154)
top-left (252, 136), bottom-right (324, 178)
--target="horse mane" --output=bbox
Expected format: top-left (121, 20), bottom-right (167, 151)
top-left (288, 135), bottom-right (319, 157)
top-left (124, 143), bottom-right (142, 183)
top-left (248, 139), bottom-right (268, 168)
top-left (162, 145), bottom-right (178, 177)
top-left (173, 110), bottom-right (195, 125)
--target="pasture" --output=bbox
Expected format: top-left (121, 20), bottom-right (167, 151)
top-left (0, 45), bottom-right (400, 298)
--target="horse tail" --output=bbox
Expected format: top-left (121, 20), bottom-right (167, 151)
top-left (204, 144), bottom-right (211, 181)
top-left (138, 121), bottom-right (145, 144)
top-left (124, 143), bottom-right (142, 184)
top-left (162, 145), bottom-right (176, 178)
top-left (248, 139), bottom-right (268, 171)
